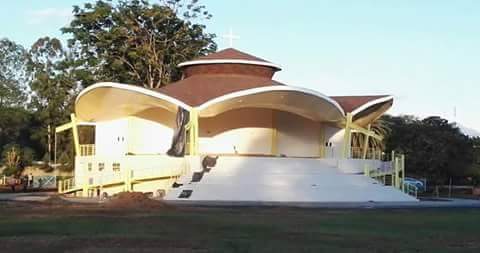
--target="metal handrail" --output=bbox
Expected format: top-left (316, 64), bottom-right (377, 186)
top-left (404, 181), bottom-right (418, 198)
top-left (80, 144), bottom-right (95, 156)
top-left (58, 177), bottom-right (75, 193)
top-left (351, 147), bottom-right (383, 160)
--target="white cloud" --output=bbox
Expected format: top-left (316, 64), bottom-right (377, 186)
top-left (26, 7), bottom-right (72, 25)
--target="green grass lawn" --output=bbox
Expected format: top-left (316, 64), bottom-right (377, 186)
top-left (0, 202), bottom-right (479, 252)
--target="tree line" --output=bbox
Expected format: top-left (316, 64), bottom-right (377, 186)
top-left (0, 0), bottom-right (216, 174)
top-left (381, 115), bottom-right (480, 186)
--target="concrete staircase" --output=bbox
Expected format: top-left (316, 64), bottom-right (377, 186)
top-left (165, 156), bottom-right (417, 202)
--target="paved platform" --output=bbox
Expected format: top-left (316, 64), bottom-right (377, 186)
top-left (0, 192), bottom-right (55, 202)
top-left (164, 198), bottom-right (480, 209)
top-left (2, 192), bottom-right (479, 209)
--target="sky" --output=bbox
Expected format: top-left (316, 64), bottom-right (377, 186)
top-left (1, 0), bottom-right (479, 132)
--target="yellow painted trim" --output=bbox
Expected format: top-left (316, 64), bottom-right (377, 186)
top-left (188, 109), bottom-right (199, 155)
top-left (343, 113), bottom-right (353, 158)
top-left (70, 114), bottom-right (80, 156)
top-left (350, 122), bottom-right (383, 140)
top-left (395, 157), bottom-right (401, 188)
top-left (58, 179), bottom-right (63, 193)
top-left (82, 184), bottom-right (89, 197)
top-left (364, 152), bottom-right (407, 192)
top-left (319, 124), bottom-right (325, 158)
top-left (124, 169), bottom-right (131, 192)
top-left (362, 124), bottom-right (371, 159)
top-left (127, 116), bottom-right (133, 154)
top-left (55, 122), bottom-right (73, 133)
top-left (271, 110), bottom-right (278, 156)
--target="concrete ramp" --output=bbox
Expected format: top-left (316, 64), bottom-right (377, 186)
top-left (165, 156), bottom-right (417, 202)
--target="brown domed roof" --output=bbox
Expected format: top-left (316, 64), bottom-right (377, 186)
top-left (178, 48), bottom-right (281, 72)
top-left (197, 48), bottom-right (272, 62)
top-left (178, 48), bottom-right (281, 80)
top-left (154, 74), bottom-right (285, 107)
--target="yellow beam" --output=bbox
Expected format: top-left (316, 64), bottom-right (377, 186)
top-left (70, 113), bottom-right (80, 156)
top-left (124, 169), bottom-right (133, 192)
top-left (343, 113), bottom-right (353, 158)
top-left (362, 124), bottom-right (371, 159)
top-left (350, 122), bottom-right (383, 140)
top-left (271, 111), bottom-right (278, 156)
top-left (188, 109), bottom-right (199, 155)
top-left (319, 124), bottom-right (325, 158)
top-left (58, 179), bottom-right (63, 193)
top-left (82, 184), bottom-right (89, 197)
top-left (194, 111), bottom-right (199, 154)
top-left (55, 122), bottom-right (73, 133)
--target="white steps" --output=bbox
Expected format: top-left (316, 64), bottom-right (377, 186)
top-left (165, 156), bottom-right (417, 202)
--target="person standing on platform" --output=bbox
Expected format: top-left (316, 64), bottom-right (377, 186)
top-left (28, 173), bottom-right (33, 188)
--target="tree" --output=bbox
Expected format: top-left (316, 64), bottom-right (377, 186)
top-left (62, 0), bottom-right (217, 89)
top-left (0, 38), bottom-right (46, 161)
top-left (351, 118), bottom-right (391, 151)
top-left (382, 115), bottom-right (475, 185)
top-left (27, 37), bottom-right (79, 163)
top-left (469, 137), bottom-right (480, 185)
top-left (0, 38), bottom-right (28, 108)
top-left (0, 107), bottom-right (40, 157)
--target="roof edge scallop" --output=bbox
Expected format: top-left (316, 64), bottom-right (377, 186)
top-left (178, 59), bottom-right (282, 70)
top-left (75, 82), bottom-right (345, 117)
top-left (350, 95), bottom-right (394, 116)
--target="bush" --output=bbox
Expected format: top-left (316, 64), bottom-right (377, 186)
top-left (1, 144), bottom-right (37, 176)
top-left (1, 145), bottom-right (21, 176)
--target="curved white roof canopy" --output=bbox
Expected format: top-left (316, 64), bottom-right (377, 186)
top-left (197, 86), bottom-right (346, 122)
top-left (75, 82), bottom-right (346, 123)
top-left (351, 96), bottom-right (394, 127)
top-left (75, 82), bottom-right (191, 122)
top-left (75, 82), bottom-right (391, 126)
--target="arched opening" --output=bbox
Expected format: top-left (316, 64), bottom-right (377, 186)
top-left (75, 83), bottom-right (186, 156)
top-left (195, 87), bottom-right (345, 158)
top-left (198, 107), bottom-right (326, 158)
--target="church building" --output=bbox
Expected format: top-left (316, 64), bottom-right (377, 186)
top-left (57, 48), bottom-right (416, 202)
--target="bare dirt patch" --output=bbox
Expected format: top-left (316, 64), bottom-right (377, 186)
top-left (43, 195), bottom-right (74, 205)
top-left (104, 192), bottom-right (172, 210)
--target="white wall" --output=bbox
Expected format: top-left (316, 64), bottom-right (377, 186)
top-left (324, 125), bottom-right (345, 159)
top-left (199, 108), bottom-right (273, 155)
top-left (95, 119), bottom-right (129, 157)
top-left (277, 111), bottom-right (320, 157)
top-left (128, 116), bottom-right (174, 154)
top-left (75, 154), bottom-right (187, 197)
top-left (198, 108), bottom-right (325, 158)
top-left (94, 108), bottom-right (176, 156)
top-left (92, 107), bottom-right (344, 160)
top-left (128, 108), bottom-right (176, 155)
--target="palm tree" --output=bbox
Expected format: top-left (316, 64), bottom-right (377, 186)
top-left (351, 118), bottom-right (391, 158)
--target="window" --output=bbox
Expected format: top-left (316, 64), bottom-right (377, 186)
top-left (98, 163), bottom-right (105, 171)
top-left (88, 163), bottom-right (92, 172)
top-left (112, 163), bottom-right (120, 172)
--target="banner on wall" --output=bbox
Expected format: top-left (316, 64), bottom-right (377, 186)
top-left (167, 107), bottom-right (190, 157)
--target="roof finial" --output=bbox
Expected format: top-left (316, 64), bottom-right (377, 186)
top-left (222, 28), bottom-right (239, 48)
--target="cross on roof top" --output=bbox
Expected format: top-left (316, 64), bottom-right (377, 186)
top-left (222, 28), bottom-right (239, 48)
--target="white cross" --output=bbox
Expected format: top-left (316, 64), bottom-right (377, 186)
top-left (222, 28), bottom-right (239, 48)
